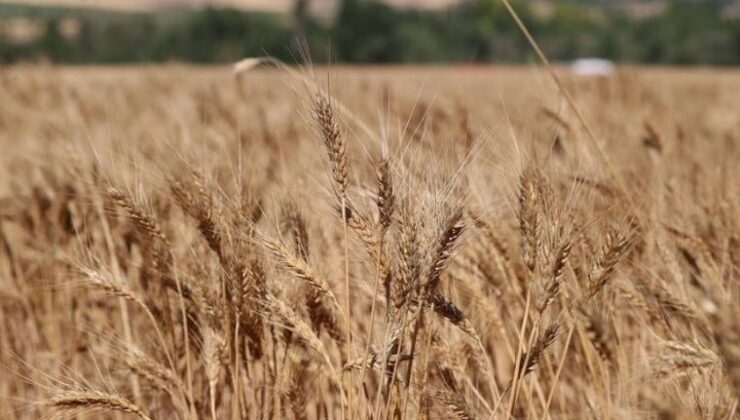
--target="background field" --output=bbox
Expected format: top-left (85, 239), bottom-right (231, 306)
top-left (0, 64), bottom-right (738, 419)
top-left (2, 0), bottom-right (740, 65)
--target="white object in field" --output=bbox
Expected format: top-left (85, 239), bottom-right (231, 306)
top-left (570, 58), bottom-right (615, 76)
top-left (233, 57), bottom-right (268, 75)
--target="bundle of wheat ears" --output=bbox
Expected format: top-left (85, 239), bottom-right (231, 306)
top-left (0, 37), bottom-right (739, 420)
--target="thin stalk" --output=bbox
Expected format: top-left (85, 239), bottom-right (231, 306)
top-left (541, 333), bottom-right (575, 420)
top-left (358, 237), bottom-right (384, 414)
top-left (170, 268), bottom-right (196, 418)
top-left (504, 290), bottom-right (532, 419)
top-left (498, 0), bottom-right (640, 217)
top-left (341, 196), bottom-right (353, 417)
top-left (233, 313), bottom-right (242, 420)
top-left (118, 299), bottom-right (141, 404)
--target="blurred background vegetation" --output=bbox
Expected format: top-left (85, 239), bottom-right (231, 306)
top-left (1, 0), bottom-right (739, 64)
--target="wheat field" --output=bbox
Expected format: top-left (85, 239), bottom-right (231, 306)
top-left (0, 63), bottom-right (738, 419)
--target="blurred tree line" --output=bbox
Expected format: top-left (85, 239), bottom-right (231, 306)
top-left (1, 0), bottom-right (739, 64)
